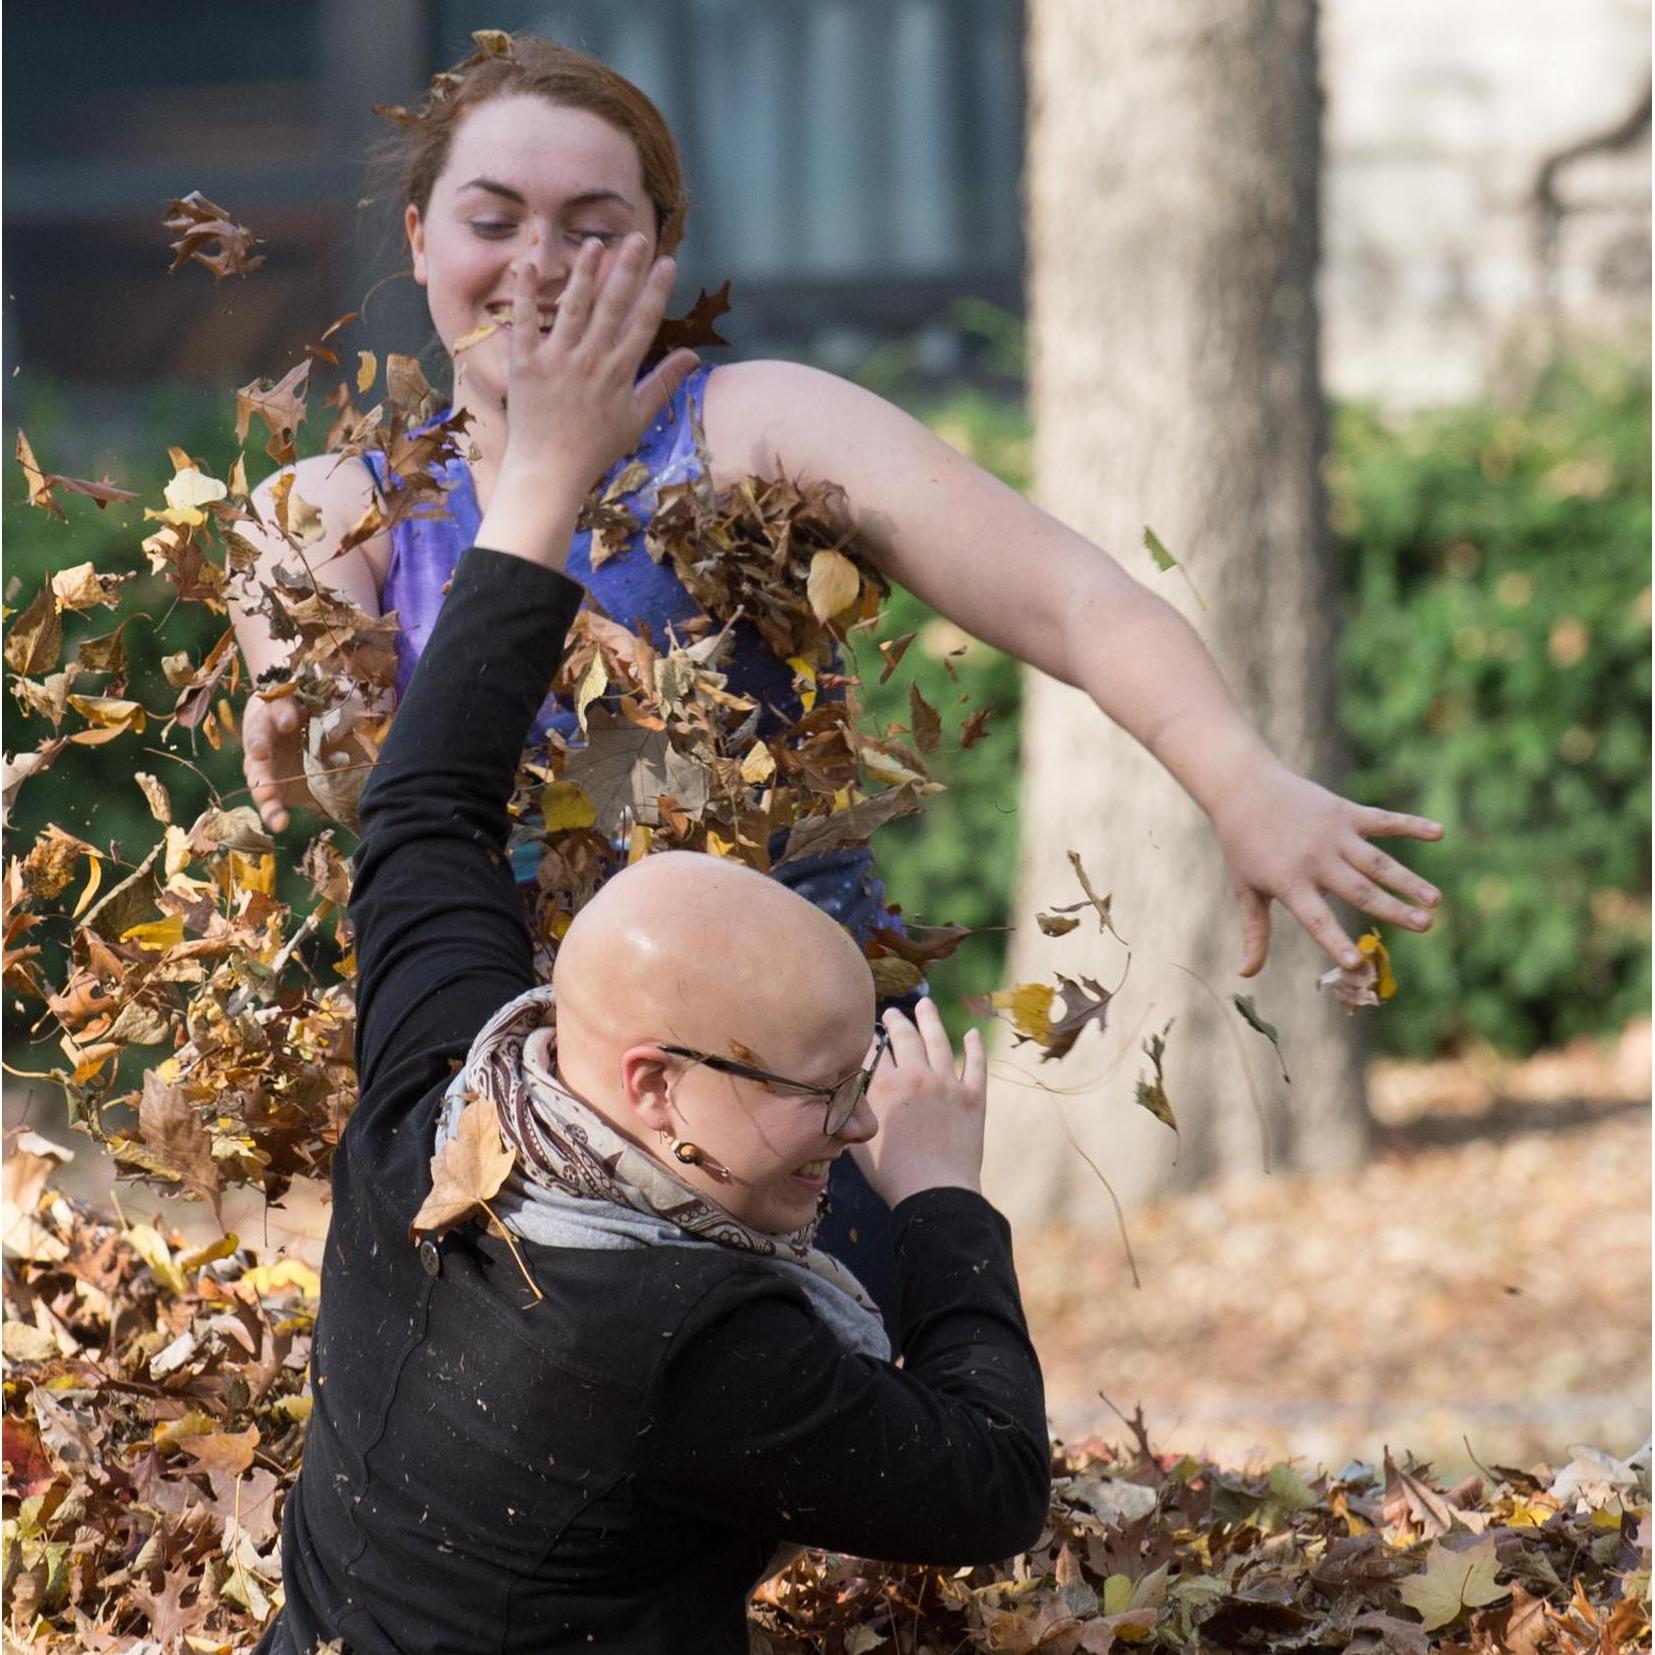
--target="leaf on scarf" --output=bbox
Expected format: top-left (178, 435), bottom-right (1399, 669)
top-left (410, 1094), bottom-right (516, 1238)
top-left (1232, 994), bottom-right (1291, 1082)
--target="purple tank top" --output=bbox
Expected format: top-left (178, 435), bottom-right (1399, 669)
top-left (364, 365), bottom-right (800, 745)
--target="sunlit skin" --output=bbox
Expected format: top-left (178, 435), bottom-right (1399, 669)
top-left (231, 88), bottom-right (1446, 980)
top-left (553, 852), bottom-right (881, 1234)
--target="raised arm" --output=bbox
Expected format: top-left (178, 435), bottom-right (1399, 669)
top-left (348, 233), bottom-right (700, 1105)
top-left (703, 360), bottom-right (1443, 975)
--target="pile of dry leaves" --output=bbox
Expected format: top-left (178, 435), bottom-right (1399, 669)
top-left (4, 1143), bottom-right (1648, 1651)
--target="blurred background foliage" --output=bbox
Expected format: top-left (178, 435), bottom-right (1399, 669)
top-left (6, 340), bottom-right (1648, 1069)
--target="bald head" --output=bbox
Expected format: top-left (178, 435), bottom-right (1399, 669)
top-left (551, 852), bottom-right (875, 1112)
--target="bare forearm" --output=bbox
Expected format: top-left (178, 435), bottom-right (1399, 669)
top-left (1064, 582), bottom-right (1279, 815)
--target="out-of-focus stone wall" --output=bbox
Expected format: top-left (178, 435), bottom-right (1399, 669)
top-left (1323, 0), bottom-right (1651, 404)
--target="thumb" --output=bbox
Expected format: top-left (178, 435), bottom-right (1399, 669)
top-left (1235, 885), bottom-right (1272, 977)
top-left (633, 350), bottom-right (700, 432)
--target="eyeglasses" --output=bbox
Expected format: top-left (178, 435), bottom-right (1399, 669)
top-left (657, 1025), bottom-right (890, 1137)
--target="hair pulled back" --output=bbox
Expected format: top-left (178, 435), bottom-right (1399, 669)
top-left (389, 33), bottom-right (688, 254)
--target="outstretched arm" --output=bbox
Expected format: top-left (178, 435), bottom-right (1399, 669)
top-left (703, 361), bottom-right (1442, 974)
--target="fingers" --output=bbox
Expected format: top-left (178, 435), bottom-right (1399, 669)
top-left (960, 1027), bottom-right (986, 1096)
top-left (1346, 838), bottom-right (1439, 911)
top-left (633, 348), bottom-right (700, 432)
top-left (544, 239), bottom-right (602, 348)
top-left (1283, 885), bottom-right (1362, 970)
top-left (243, 698), bottom-right (301, 832)
top-left (1354, 805), bottom-right (1445, 842)
top-left (1234, 885), bottom-right (1272, 977)
top-left (913, 997), bottom-right (954, 1070)
top-left (585, 231), bottom-right (653, 353)
top-left (881, 1005), bottom-right (927, 1070)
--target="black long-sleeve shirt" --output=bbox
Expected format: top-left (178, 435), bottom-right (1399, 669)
top-left (264, 548), bottom-right (1049, 1655)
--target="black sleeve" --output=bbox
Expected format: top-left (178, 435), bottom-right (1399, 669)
top-left (639, 1188), bottom-right (1050, 1564)
top-left (348, 547), bottom-right (584, 1109)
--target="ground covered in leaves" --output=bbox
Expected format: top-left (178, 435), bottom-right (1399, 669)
top-left (1019, 1022), bottom-right (1652, 1478)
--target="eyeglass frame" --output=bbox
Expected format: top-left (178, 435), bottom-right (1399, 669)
top-left (655, 1025), bottom-right (891, 1138)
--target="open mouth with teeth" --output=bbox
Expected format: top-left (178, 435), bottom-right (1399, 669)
top-left (791, 1158), bottom-right (834, 1186)
top-left (485, 300), bottom-right (559, 333)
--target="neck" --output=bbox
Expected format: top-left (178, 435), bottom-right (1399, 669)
top-left (451, 365), bottom-right (509, 505)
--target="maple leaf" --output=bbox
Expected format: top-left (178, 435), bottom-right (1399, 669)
top-left (1397, 1535), bottom-right (1509, 1631)
top-left (410, 1093), bottom-right (516, 1237)
top-left (647, 280), bottom-right (732, 363)
top-left (163, 190), bottom-right (266, 279)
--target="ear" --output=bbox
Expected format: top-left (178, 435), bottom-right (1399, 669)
top-left (405, 203), bottom-right (428, 286)
top-left (618, 1046), bottom-right (675, 1137)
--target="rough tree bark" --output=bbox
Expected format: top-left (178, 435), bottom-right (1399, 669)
top-left (983, 0), bottom-right (1371, 1226)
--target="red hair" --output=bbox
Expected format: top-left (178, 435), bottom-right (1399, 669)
top-left (388, 34), bottom-right (688, 254)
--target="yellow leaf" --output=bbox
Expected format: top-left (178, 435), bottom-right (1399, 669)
top-left (806, 548), bottom-right (861, 622)
top-left (626, 823), bottom-right (654, 864)
top-left (991, 982), bottom-right (1056, 1044)
top-left (122, 913), bottom-right (185, 952)
top-left (787, 655), bottom-right (818, 713)
top-left (271, 1394), bottom-right (313, 1424)
top-left (1397, 1535), bottom-right (1509, 1631)
top-left (541, 780), bottom-right (599, 833)
top-left (154, 1410), bottom-right (218, 1453)
top-left (70, 854), bottom-right (103, 919)
top-left (230, 851), bottom-right (277, 895)
top-left (862, 748), bottom-right (926, 788)
top-left (240, 1259), bottom-right (322, 1298)
top-left (452, 319), bottom-right (500, 354)
top-left (410, 1094), bottom-right (516, 1236)
top-left (573, 654), bottom-right (608, 735)
top-left (227, 452), bottom-right (249, 498)
top-left (356, 349), bottom-right (378, 394)
top-left (1359, 929), bottom-right (1397, 999)
top-left (66, 694), bottom-right (146, 734)
top-left (126, 1222), bottom-right (188, 1296)
top-left (49, 562), bottom-right (106, 611)
top-left (148, 465), bottom-right (228, 527)
top-left (178, 1233), bottom-right (239, 1272)
top-left (739, 742), bottom-right (776, 784)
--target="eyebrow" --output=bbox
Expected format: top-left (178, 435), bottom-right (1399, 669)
top-left (457, 177), bottom-right (635, 214)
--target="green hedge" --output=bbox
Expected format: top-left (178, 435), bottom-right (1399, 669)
top-left (865, 357), bottom-right (1652, 1058)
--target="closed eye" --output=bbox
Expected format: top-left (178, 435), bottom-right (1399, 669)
top-left (470, 221), bottom-right (517, 238)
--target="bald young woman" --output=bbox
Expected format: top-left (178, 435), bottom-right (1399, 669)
top-left (260, 241), bottom-right (1047, 1655)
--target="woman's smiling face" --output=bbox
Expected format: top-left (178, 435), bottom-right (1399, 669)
top-left (405, 94), bottom-right (658, 405)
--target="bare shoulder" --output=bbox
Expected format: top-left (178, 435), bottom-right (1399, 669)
top-left (701, 359), bottom-right (897, 490)
top-left (245, 451), bottom-right (393, 588)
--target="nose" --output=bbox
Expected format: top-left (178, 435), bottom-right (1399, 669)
top-left (835, 1089), bottom-right (878, 1146)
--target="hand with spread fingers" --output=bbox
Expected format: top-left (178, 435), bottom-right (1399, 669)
top-left (853, 998), bottom-right (987, 1208)
top-left (1211, 756), bottom-right (1444, 977)
top-left (478, 232), bottom-right (701, 566)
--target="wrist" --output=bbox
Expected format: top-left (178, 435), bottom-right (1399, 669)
top-left (476, 470), bottom-right (585, 571)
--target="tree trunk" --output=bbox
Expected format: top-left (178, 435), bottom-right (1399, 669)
top-left (984, 0), bottom-right (1370, 1226)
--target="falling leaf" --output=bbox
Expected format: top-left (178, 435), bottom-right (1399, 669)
top-left (1317, 930), bottom-right (1396, 1013)
top-left (1134, 1021), bottom-right (1179, 1147)
top-left (163, 191), bottom-right (266, 279)
top-left (410, 1094), bottom-right (516, 1237)
top-left (66, 695), bottom-right (147, 741)
top-left (122, 913), bottom-right (185, 951)
top-left (1232, 994), bottom-right (1291, 1082)
top-left (1398, 1535), bottom-right (1509, 1631)
top-left (356, 349), bottom-right (378, 394)
top-left (145, 464), bottom-right (228, 528)
top-left (878, 631), bottom-right (916, 684)
top-left (776, 782), bottom-right (925, 864)
top-left (907, 681), bottom-right (942, 754)
top-left (49, 562), bottom-right (124, 613)
top-left (739, 741), bottom-right (777, 784)
top-left (234, 359), bottom-right (310, 464)
top-left (136, 1070), bottom-right (222, 1214)
top-left (647, 280), bottom-right (732, 363)
top-left (134, 771), bottom-right (173, 824)
top-left (959, 706), bottom-right (994, 748)
top-left (806, 548), bottom-right (862, 623)
top-left (870, 956), bottom-right (924, 997)
top-left (4, 586), bottom-right (62, 676)
top-left (1037, 912), bottom-right (1081, 937)
top-left (15, 429), bottom-right (139, 520)
top-left (1143, 524), bottom-right (1207, 610)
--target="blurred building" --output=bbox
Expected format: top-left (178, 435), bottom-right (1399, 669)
top-left (2, 0), bottom-right (1648, 423)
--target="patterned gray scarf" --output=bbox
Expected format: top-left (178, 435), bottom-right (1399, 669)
top-left (435, 984), bottom-right (890, 1360)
